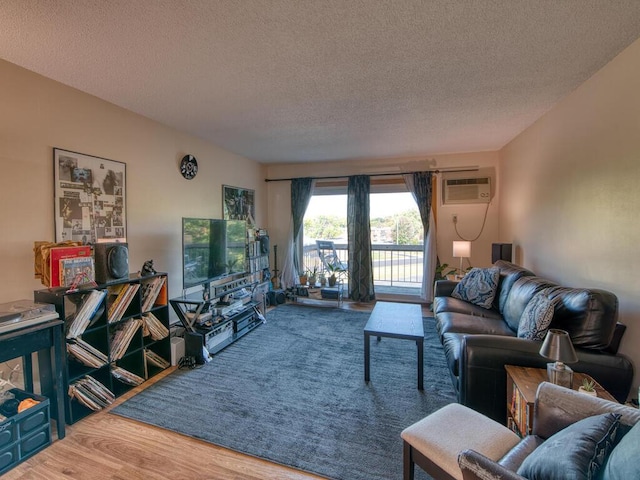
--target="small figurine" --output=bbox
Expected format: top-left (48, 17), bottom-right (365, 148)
top-left (141, 259), bottom-right (157, 276)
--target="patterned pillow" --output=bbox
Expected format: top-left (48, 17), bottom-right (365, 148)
top-left (451, 267), bottom-right (500, 309)
top-left (517, 413), bottom-right (622, 480)
top-left (518, 290), bottom-right (559, 340)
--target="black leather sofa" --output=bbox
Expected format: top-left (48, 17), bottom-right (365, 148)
top-left (433, 260), bottom-right (633, 423)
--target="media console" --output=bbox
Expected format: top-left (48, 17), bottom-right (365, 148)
top-left (170, 274), bottom-right (267, 359)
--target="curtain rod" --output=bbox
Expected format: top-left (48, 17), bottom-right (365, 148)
top-left (264, 167), bottom-right (479, 182)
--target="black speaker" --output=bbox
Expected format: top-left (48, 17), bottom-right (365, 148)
top-left (94, 242), bottom-right (129, 283)
top-left (184, 331), bottom-right (206, 365)
top-left (260, 235), bottom-right (270, 254)
top-left (267, 289), bottom-right (286, 306)
top-left (492, 243), bottom-right (513, 263)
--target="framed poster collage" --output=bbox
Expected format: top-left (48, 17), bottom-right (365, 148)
top-left (54, 148), bottom-right (126, 245)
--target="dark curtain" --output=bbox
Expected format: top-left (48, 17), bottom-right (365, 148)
top-left (406, 171), bottom-right (433, 231)
top-left (347, 175), bottom-right (375, 302)
top-left (291, 177), bottom-right (315, 276)
top-left (404, 171), bottom-right (435, 301)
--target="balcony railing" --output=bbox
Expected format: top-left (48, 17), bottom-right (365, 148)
top-left (303, 243), bottom-right (423, 289)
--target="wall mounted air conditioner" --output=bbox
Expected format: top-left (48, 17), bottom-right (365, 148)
top-left (443, 177), bottom-right (491, 204)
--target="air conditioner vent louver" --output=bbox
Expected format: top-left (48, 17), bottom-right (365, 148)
top-left (443, 177), bottom-right (491, 204)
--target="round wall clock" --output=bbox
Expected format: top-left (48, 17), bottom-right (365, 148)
top-left (180, 154), bottom-right (198, 179)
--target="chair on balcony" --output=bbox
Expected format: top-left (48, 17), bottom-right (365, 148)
top-left (316, 240), bottom-right (347, 273)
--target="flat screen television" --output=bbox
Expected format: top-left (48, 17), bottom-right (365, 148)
top-left (182, 218), bottom-right (247, 290)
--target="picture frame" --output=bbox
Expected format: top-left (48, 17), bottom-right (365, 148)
top-left (223, 185), bottom-right (255, 224)
top-left (54, 148), bottom-right (126, 244)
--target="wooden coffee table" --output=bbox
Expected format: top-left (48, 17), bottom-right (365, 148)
top-left (364, 301), bottom-right (424, 389)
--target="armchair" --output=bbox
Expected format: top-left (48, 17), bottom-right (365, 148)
top-left (403, 382), bottom-right (640, 480)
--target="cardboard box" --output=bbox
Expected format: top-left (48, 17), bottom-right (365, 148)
top-left (170, 337), bottom-right (185, 366)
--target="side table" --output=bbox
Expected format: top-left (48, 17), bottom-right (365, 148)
top-left (0, 319), bottom-right (66, 440)
top-left (505, 365), bottom-right (616, 437)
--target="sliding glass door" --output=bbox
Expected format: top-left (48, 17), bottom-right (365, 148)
top-left (302, 188), bottom-right (422, 296)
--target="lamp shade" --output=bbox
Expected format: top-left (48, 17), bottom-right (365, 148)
top-left (539, 329), bottom-right (578, 364)
top-left (453, 241), bottom-right (471, 258)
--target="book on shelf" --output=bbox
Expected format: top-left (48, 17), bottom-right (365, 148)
top-left (144, 348), bottom-right (170, 369)
top-left (141, 312), bottom-right (169, 341)
top-left (66, 289), bottom-right (107, 339)
top-left (60, 256), bottom-right (95, 288)
top-left (249, 255), bottom-right (269, 273)
top-left (67, 338), bottom-right (108, 368)
top-left (248, 240), bottom-right (262, 257)
top-left (107, 283), bottom-right (140, 323)
top-left (141, 276), bottom-right (166, 312)
top-left (111, 365), bottom-right (145, 386)
top-left (110, 318), bottom-right (142, 360)
top-left (68, 375), bottom-right (115, 411)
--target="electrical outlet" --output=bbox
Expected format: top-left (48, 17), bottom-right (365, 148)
top-left (452, 214), bottom-right (458, 223)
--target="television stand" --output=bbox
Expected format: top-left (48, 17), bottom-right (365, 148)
top-left (170, 275), bottom-right (265, 356)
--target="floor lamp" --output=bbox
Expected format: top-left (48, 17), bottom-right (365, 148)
top-left (453, 241), bottom-right (471, 277)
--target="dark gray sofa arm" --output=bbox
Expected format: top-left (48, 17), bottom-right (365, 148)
top-left (434, 279), bottom-right (458, 297)
top-left (533, 382), bottom-right (640, 438)
top-left (458, 449), bottom-right (526, 480)
top-left (459, 335), bottom-right (633, 423)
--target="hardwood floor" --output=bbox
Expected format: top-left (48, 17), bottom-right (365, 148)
top-left (5, 299), bottom-right (430, 479)
top-left (5, 366), bottom-right (324, 480)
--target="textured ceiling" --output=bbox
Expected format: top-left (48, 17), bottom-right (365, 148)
top-left (2, 1), bottom-right (640, 164)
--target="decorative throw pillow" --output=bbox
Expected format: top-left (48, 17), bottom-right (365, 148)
top-left (517, 290), bottom-right (559, 340)
top-left (517, 413), bottom-right (622, 480)
top-left (599, 420), bottom-right (640, 480)
top-left (451, 267), bottom-right (500, 309)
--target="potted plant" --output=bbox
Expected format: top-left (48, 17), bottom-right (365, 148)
top-left (326, 263), bottom-right (346, 287)
top-left (435, 263), bottom-right (456, 281)
top-left (308, 266), bottom-right (318, 287)
top-left (319, 273), bottom-right (327, 286)
top-left (578, 378), bottom-right (597, 396)
top-left (299, 271), bottom-right (308, 286)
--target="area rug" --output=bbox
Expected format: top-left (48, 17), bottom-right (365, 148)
top-left (111, 304), bottom-right (456, 480)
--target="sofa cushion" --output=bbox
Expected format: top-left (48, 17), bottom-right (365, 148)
top-left (493, 260), bottom-right (536, 313)
top-left (517, 289), bottom-right (559, 340)
top-left (600, 420), bottom-right (640, 480)
top-left (433, 295), bottom-right (503, 318)
top-left (546, 287), bottom-right (618, 350)
top-left (498, 435), bottom-right (545, 472)
top-left (437, 312), bottom-right (516, 338)
top-left (452, 267), bottom-right (500, 309)
top-left (517, 413), bottom-right (621, 480)
top-left (502, 276), bottom-right (558, 332)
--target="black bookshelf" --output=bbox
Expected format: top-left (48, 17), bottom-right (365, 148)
top-left (34, 273), bottom-right (171, 424)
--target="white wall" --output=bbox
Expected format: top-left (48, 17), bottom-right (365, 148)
top-left (0, 59), bottom-right (266, 306)
top-left (500, 38), bottom-right (640, 394)
top-left (266, 151), bottom-right (501, 275)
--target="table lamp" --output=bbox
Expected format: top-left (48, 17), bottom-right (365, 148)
top-left (452, 241), bottom-right (471, 277)
top-left (539, 329), bottom-right (578, 388)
